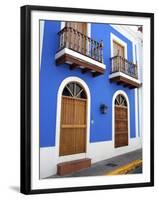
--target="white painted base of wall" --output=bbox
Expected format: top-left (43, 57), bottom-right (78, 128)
top-left (40, 137), bottom-right (142, 179)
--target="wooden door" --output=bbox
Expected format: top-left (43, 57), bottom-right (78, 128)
top-left (115, 94), bottom-right (128, 148)
top-left (59, 82), bottom-right (87, 156)
top-left (113, 40), bottom-right (125, 57)
top-left (66, 22), bottom-right (87, 36)
top-left (66, 22), bottom-right (87, 53)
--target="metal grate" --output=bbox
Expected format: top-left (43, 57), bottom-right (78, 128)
top-left (106, 163), bottom-right (118, 167)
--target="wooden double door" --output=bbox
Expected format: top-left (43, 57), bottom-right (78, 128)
top-left (59, 82), bottom-right (87, 156)
top-left (66, 22), bottom-right (87, 35)
top-left (66, 22), bottom-right (87, 53)
top-left (115, 94), bottom-right (128, 148)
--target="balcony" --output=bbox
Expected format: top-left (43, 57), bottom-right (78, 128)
top-left (55, 27), bottom-right (106, 77)
top-left (109, 56), bottom-right (141, 89)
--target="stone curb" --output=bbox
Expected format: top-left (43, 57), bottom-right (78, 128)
top-left (106, 159), bottom-right (142, 175)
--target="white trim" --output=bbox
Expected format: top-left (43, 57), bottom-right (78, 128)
top-left (135, 38), bottom-right (143, 138)
top-left (135, 41), bottom-right (142, 81)
top-left (40, 138), bottom-right (142, 178)
top-left (110, 33), bottom-right (128, 59)
top-left (40, 20), bottom-right (45, 69)
top-left (58, 153), bottom-right (86, 163)
top-left (136, 41), bottom-right (140, 80)
top-left (61, 22), bottom-right (65, 29)
top-left (132, 41), bottom-right (136, 64)
top-left (111, 25), bottom-right (143, 44)
top-left (55, 48), bottom-right (106, 69)
top-left (133, 41), bottom-right (139, 139)
top-left (87, 23), bottom-right (91, 37)
top-left (109, 72), bottom-right (141, 84)
top-left (55, 77), bottom-right (91, 163)
top-left (136, 40), bottom-right (143, 82)
top-left (112, 90), bottom-right (130, 148)
top-left (134, 89), bottom-right (139, 138)
top-left (138, 88), bottom-right (142, 138)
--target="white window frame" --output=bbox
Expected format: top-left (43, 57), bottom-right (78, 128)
top-left (40, 20), bottom-right (45, 69)
top-left (110, 33), bottom-right (128, 59)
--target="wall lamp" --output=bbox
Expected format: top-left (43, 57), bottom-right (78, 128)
top-left (100, 104), bottom-right (108, 114)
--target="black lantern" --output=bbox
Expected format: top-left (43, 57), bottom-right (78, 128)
top-left (100, 104), bottom-right (108, 114)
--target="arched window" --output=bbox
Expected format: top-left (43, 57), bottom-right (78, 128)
top-left (62, 82), bottom-right (87, 99)
top-left (115, 94), bottom-right (127, 107)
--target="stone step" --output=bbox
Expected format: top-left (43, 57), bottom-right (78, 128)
top-left (57, 158), bottom-right (91, 176)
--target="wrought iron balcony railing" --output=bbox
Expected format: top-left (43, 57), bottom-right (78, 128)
top-left (57, 27), bottom-right (104, 63)
top-left (111, 56), bottom-right (138, 79)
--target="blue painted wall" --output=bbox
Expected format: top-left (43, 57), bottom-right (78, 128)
top-left (40, 21), bottom-right (136, 147)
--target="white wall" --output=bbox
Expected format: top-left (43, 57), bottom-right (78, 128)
top-left (40, 138), bottom-right (142, 178)
top-left (0, 0), bottom-right (157, 200)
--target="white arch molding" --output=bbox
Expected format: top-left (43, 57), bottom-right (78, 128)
top-left (55, 76), bottom-right (91, 163)
top-left (110, 33), bottom-right (128, 59)
top-left (112, 90), bottom-right (130, 149)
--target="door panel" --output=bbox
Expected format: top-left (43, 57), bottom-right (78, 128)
top-left (60, 128), bottom-right (75, 156)
top-left (60, 96), bottom-right (87, 156)
top-left (74, 98), bottom-right (87, 125)
top-left (66, 22), bottom-right (87, 53)
top-left (61, 97), bottom-right (74, 125)
top-left (66, 22), bottom-right (87, 35)
top-left (115, 106), bottom-right (128, 148)
top-left (113, 40), bottom-right (125, 57)
top-left (75, 128), bottom-right (86, 154)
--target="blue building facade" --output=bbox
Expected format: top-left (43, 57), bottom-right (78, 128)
top-left (39, 20), bottom-right (142, 178)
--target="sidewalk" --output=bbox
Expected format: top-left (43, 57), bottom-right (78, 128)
top-left (49, 149), bottom-right (142, 178)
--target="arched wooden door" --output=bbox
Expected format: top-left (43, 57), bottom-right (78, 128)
top-left (59, 82), bottom-right (87, 156)
top-left (115, 94), bottom-right (128, 148)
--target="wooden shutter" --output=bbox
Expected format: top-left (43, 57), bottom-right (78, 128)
top-left (115, 106), bottom-right (128, 148)
top-left (113, 40), bottom-right (125, 57)
top-left (66, 22), bottom-right (87, 53)
top-left (60, 96), bottom-right (87, 156)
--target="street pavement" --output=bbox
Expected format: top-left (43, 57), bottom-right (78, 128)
top-left (49, 148), bottom-right (142, 178)
top-left (128, 166), bottom-right (142, 174)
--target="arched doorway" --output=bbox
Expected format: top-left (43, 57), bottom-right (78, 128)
top-left (114, 94), bottom-right (128, 148)
top-left (59, 82), bottom-right (87, 156)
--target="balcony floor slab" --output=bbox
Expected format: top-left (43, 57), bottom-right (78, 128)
top-left (109, 72), bottom-right (141, 89)
top-left (55, 48), bottom-right (106, 77)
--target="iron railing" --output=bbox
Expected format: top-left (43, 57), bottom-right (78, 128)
top-left (111, 56), bottom-right (138, 79)
top-left (57, 27), bottom-right (104, 63)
